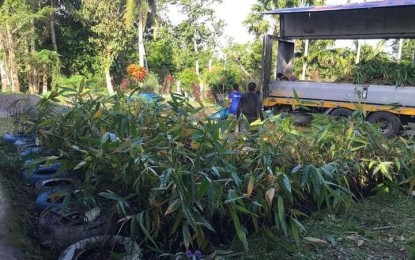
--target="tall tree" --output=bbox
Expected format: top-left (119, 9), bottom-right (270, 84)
top-left (81, 0), bottom-right (130, 95)
top-left (169, 0), bottom-right (224, 97)
top-left (0, 0), bottom-right (50, 92)
top-left (124, 0), bottom-right (152, 67)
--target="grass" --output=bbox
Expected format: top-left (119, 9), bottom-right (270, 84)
top-left (232, 193), bottom-right (415, 259)
top-left (0, 118), bottom-right (12, 135)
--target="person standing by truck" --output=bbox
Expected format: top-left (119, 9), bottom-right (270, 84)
top-left (237, 82), bottom-right (264, 125)
top-left (228, 83), bottom-right (242, 116)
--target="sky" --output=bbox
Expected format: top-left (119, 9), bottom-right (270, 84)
top-left (212, 0), bottom-right (366, 44)
top-left (168, 0), bottom-right (378, 45)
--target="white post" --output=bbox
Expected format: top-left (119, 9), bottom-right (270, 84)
top-left (355, 40), bottom-right (361, 64)
top-left (301, 39), bottom-right (309, 80)
top-left (397, 38), bottom-right (404, 61)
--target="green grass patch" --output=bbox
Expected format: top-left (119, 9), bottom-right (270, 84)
top-left (234, 194), bottom-right (415, 259)
top-left (0, 118), bottom-right (13, 135)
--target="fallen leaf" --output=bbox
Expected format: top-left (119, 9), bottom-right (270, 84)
top-left (388, 237), bottom-right (394, 243)
top-left (304, 237), bottom-right (329, 245)
top-left (346, 235), bottom-right (358, 241)
top-left (357, 240), bottom-right (364, 247)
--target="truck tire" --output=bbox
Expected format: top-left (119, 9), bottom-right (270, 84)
top-left (367, 111), bottom-right (401, 137)
top-left (39, 206), bottom-right (112, 249)
top-left (330, 108), bottom-right (353, 119)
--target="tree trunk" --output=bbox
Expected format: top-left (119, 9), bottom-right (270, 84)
top-left (397, 38), bottom-right (403, 62)
top-left (6, 23), bottom-right (20, 92)
top-left (27, 71), bottom-right (34, 94)
top-left (105, 67), bottom-right (114, 95)
top-left (49, 0), bottom-right (58, 52)
top-left (138, 18), bottom-right (145, 67)
top-left (193, 37), bottom-right (199, 76)
top-left (9, 50), bottom-right (20, 92)
top-left (0, 61), bottom-right (10, 91)
top-left (355, 40), bottom-right (361, 64)
top-left (42, 72), bottom-right (48, 94)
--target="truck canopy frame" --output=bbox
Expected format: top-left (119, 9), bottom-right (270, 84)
top-left (264, 0), bottom-right (415, 40)
top-left (261, 1), bottom-right (415, 90)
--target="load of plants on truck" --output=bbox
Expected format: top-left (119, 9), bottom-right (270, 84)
top-left (8, 87), bottom-right (415, 258)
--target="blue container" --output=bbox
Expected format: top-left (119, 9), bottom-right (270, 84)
top-left (128, 92), bottom-right (163, 103)
top-left (35, 190), bottom-right (68, 212)
top-left (20, 146), bottom-right (43, 160)
top-left (23, 166), bottom-right (61, 185)
top-left (209, 108), bottom-right (230, 121)
top-left (3, 132), bottom-right (35, 144)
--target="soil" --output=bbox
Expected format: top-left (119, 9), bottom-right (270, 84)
top-left (78, 243), bottom-right (126, 260)
top-left (0, 187), bottom-right (22, 260)
top-left (0, 114), bottom-right (59, 259)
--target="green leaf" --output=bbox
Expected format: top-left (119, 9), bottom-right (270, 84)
top-left (138, 217), bottom-right (158, 248)
top-left (231, 171), bottom-right (242, 187)
top-left (282, 174), bottom-right (292, 193)
top-left (130, 216), bottom-right (138, 242)
top-left (101, 132), bottom-right (110, 144)
top-left (230, 208), bottom-right (248, 251)
top-left (182, 224), bottom-right (191, 249)
top-left (301, 165), bottom-right (309, 185)
top-left (291, 164), bottom-right (302, 174)
top-left (278, 196), bottom-right (287, 235)
top-left (165, 199), bottom-right (181, 215)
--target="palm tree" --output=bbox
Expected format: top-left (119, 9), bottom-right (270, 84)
top-left (125, 0), bottom-right (157, 68)
top-left (45, 0), bottom-right (82, 53)
top-left (243, 0), bottom-right (325, 38)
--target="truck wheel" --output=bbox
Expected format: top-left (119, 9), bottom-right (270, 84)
top-left (367, 112), bottom-right (401, 137)
top-left (330, 108), bottom-right (353, 119)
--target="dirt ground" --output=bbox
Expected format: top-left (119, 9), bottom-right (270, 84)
top-left (0, 93), bottom-right (42, 259)
top-left (0, 189), bottom-right (22, 260)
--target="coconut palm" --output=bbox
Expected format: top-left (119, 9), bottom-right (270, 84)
top-left (124, 0), bottom-right (158, 68)
top-left (243, 0), bottom-right (326, 37)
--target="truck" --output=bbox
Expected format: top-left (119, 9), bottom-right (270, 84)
top-left (261, 0), bottom-right (415, 136)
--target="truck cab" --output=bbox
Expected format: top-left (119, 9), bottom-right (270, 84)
top-left (261, 1), bottom-right (415, 136)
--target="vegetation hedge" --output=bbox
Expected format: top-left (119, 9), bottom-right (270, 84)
top-left (15, 88), bottom-right (415, 258)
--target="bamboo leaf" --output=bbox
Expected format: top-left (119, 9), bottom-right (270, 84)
top-left (278, 196), bottom-right (287, 235)
top-left (247, 175), bottom-right (255, 197)
top-left (282, 174), bottom-right (291, 193)
top-left (265, 188), bottom-right (275, 206)
top-left (230, 209), bottom-right (248, 251)
top-left (93, 106), bottom-right (103, 119)
top-left (304, 237), bottom-right (328, 245)
top-left (101, 132), bottom-right (110, 144)
top-left (182, 224), bottom-right (191, 249)
top-left (73, 160), bottom-right (87, 170)
top-left (165, 199), bottom-right (181, 215)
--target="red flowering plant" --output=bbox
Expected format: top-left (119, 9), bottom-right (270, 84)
top-left (127, 64), bottom-right (148, 84)
top-left (119, 64), bottom-right (149, 93)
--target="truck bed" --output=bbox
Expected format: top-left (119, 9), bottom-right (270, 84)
top-left (267, 81), bottom-right (415, 108)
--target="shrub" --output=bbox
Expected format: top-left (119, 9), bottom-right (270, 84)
top-left (30, 90), bottom-right (415, 258)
